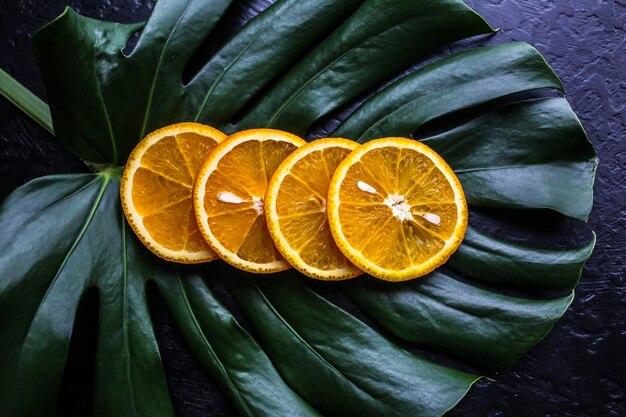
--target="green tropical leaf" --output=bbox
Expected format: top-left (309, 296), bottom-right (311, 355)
top-left (334, 42), bottom-right (564, 140)
top-left (0, 175), bottom-right (321, 417)
top-left (227, 270), bottom-right (479, 417)
top-left (334, 43), bottom-right (596, 221)
top-left (235, 0), bottom-right (493, 133)
top-left (0, 173), bottom-right (174, 416)
top-left (422, 98), bottom-right (596, 221)
top-left (154, 271), bottom-right (322, 417)
top-left (344, 271), bottom-right (576, 370)
top-left (448, 226), bottom-right (596, 291)
top-left (0, 0), bottom-right (596, 416)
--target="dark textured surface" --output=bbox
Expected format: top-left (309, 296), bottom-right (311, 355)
top-left (0, 1), bottom-right (624, 416)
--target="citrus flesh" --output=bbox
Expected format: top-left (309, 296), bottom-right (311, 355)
top-left (327, 137), bottom-right (468, 281)
top-left (121, 122), bottom-right (226, 263)
top-left (194, 129), bottom-right (306, 273)
top-left (265, 138), bottom-right (363, 280)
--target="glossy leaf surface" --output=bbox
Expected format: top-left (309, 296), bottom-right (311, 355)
top-left (335, 42), bottom-right (563, 140)
top-left (228, 271), bottom-right (479, 417)
top-left (0, 176), bottom-right (322, 417)
top-left (449, 226), bottom-right (596, 291)
top-left (0, 0), bottom-right (596, 416)
top-left (345, 271), bottom-right (575, 370)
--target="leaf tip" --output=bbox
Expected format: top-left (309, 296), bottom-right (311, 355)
top-left (35, 6), bottom-right (73, 38)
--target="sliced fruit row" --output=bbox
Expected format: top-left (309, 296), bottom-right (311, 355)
top-left (121, 123), bottom-right (468, 282)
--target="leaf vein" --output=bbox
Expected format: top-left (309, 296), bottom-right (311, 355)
top-left (175, 272), bottom-right (254, 416)
top-left (194, 29), bottom-right (268, 122)
top-left (250, 281), bottom-right (382, 403)
top-left (120, 212), bottom-right (138, 415)
top-left (138, 0), bottom-right (193, 140)
top-left (93, 53), bottom-right (117, 164)
top-left (18, 176), bottom-right (110, 368)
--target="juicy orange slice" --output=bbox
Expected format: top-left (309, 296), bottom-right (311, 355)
top-left (194, 128), bottom-right (306, 273)
top-left (327, 137), bottom-right (468, 281)
top-left (265, 138), bottom-right (362, 280)
top-left (120, 122), bottom-right (226, 263)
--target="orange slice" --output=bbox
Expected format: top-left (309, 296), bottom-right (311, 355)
top-left (194, 128), bottom-right (306, 273)
top-left (120, 122), bottom-right (226, 263)
top-left (327, 137), bottom-right (468, 281)
top-left (265, 138), bottom-right (362, 280)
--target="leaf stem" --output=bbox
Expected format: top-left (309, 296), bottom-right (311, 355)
top-left (0, 68), bottom-right (54, 135)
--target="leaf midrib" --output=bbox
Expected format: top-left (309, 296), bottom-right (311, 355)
top-left (400, 279), bottom-right (522, 323)
top-left (193, 28), bottom-right (268, 122)
top-left (250, 280), bottom-right (383, 405)
top-left (264, 18), bottom-right (421, 127)
top-left (452, 161), bottom-right (595, 174)
top-left (138, 0), bottom-right (192, 141)
top-left (174, 273), bottom-right (255, 417)
top-left (460, 229), bottom-right (593, 264)
top-left (120, 214), bottom-right (139, 416)
top-left (93, 58), bottom-right (117, 165)
top-left (17, 175), bottom-right (110, 367)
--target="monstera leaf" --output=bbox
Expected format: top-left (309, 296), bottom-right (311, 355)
top-left (0, 0), bottom-right (597, 416)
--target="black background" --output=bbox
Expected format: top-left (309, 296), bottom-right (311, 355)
top-left (1, 1), bottom-right (625, 416)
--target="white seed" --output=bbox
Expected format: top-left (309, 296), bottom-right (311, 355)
top-left (422, 213), bottom-right (441, 225)
top-left (217, 192), bottom-right (244, 204)
top-left (357, 181), bottom-right (378, 194)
